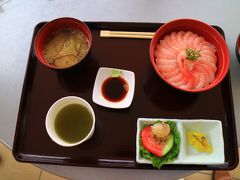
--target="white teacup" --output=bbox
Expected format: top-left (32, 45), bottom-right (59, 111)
top-left (46, 96), bottom-right (95, 147)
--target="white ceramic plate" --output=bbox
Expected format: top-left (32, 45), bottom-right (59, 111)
top-left (136, 118), bottom-right (225, 165)
top-left (92, 67), bottom-right (135, 109)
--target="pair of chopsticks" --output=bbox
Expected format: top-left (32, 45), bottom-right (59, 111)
top-left (100, 30), bottom-right (155, 39)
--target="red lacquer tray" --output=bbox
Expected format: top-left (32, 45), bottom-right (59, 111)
top-left (12, 22), bottom-right (239, 170)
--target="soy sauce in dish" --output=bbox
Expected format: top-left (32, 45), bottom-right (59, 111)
top-left (101, 77), bottom-right (128, 102)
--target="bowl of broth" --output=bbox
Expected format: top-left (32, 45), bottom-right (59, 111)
top-left (46, 96), bottom-right (95, 147)
top-left (34, 17), bottom-right (92, 69)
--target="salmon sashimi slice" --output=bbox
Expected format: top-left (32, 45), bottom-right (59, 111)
top-left (193, 36), bottom-right (205, 50)
top-left (198, 41), bottom-right (214, 49)
top-left (164, 35), bottom-right (182, 53)
top-left (154, 47), bottom-right (176, 59)
top-left (176, 31), bottom-right (187, 49)
top-left (156, 58), bottom-right (177, 66)
top-left (168, 73), bottom-right (185, 83)
top-left (157, 64), bottom-right (177, 74)
top-left (179, 78), bottom-right (194, 89)
top-left (155, 42), bottom-right (177, 57)
top-left (183, 31), bottom-right (194, 47)
top-left (197, 58), bottom-right (217, 73)
top-left (200, 50), bottom-right (217, 63)
top-left (200, 44), bottom-right (216, 51)
top-left (170, 32), bottom-right (185, 50)
top-left (198, 63), bottom-right (215, 80)
top-left (155, 52), bottom-right (176, 60)
top-left (162, 68), bottom-right (180, 79)
top-left (200, 54), bottom-right (217, 64)
top-left (172, 76), bottom-right (189, 87)
top-left (193, 65), bottom-right (213, 86)
top-left (187, 34), bottom-right (198, 49)
top-left (193, 73), bottom-right (206, 89)
top-left (160, 40), bottom-right (179, 55)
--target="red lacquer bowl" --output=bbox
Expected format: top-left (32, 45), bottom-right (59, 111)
top-left (236, 34), bottom-right (240, 64)
top-left (150, 19), bottom-right (230, 93)
top-left (34, 17), bottom-right (92, 70)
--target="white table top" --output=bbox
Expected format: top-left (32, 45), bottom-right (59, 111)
top-left (0, 0), bottom-right (239, 179)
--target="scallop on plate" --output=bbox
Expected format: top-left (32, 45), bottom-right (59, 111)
top-left (136, 118), bottom-right (224, 169)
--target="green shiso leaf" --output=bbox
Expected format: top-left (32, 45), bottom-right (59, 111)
top-left (110, 69), bottom-right (122, 78)
top-left (139, 121), bottom-right (180, 169)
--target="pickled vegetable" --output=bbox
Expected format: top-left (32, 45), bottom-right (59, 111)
top-left (188, 131), bottom-right (212, 153)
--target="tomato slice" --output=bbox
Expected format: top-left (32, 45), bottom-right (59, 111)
top-left (141, 126), bottom-right (163, 157)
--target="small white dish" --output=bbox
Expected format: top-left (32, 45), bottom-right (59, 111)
top-left (181, 120), bottom-right (224, 164)
top-left (92, 67), bottom-right (135, 109)
top-left (136, 118), bottom-right (225, 166)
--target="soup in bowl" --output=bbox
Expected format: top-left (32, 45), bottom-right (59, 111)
top-left (34, 17), bottom-right (92, 69)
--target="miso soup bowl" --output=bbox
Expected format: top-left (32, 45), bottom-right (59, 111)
top-left (34, 17), bottom-right (92, 70)
top-left (150, 18), bottom-right (230, 93)
top-left (46, 96), bottom-right (95, 147)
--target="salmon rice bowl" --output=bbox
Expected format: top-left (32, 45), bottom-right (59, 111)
top-left (154, 31), bottom-right (217, 90)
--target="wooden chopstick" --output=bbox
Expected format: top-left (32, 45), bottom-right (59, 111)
top-left (100, 30), bottom-right (155, 39)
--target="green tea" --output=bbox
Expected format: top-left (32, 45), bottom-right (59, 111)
top-left (54, 103), bottom-right (93, 143)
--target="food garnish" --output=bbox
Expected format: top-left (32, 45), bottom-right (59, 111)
top-left (188, 131), bottom-right (212, 153)
top-left (110, 69), bottom-right (122, 78)
top-left (139, 121), bottom-right (180, 169)
top-left (186, 48), bottom-right (201, 61)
